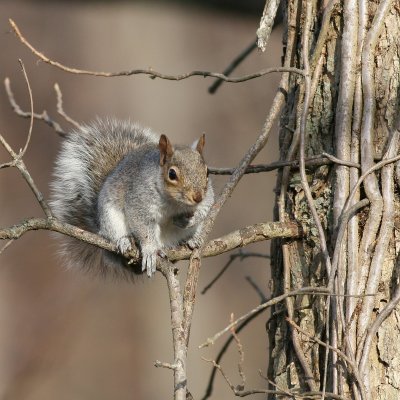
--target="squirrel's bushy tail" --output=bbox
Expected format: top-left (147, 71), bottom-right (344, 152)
top-left (50, 118), bottom-right (159, 276)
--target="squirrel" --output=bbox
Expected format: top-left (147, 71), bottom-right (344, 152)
top-left (50, 118), bottom-right (214, 278)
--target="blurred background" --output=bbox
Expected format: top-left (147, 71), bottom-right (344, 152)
top-left (0, 1), bottom-right (282, 399)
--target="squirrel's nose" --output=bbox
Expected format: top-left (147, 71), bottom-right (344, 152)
top-left (191, 191), bottom-right (203, 204)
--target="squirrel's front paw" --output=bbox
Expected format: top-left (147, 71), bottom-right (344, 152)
top-left (173, 212), bottom-right (195, 228)
top-left (116, 237), bottom-right (132, 254)
top-left (186, 235), bottom-right (204, 250)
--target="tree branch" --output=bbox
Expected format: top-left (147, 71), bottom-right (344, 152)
top-left (256, 0), bottom-right (281, 52)
top-left (54, 83), bottom-right (81, 129)
top-left (208, 153), bottom-right (360, 175)
top-left (199, 286), bottom-right (331, 349)
top-left (208, 38), bottom-right (257, 94)
top-left (9, 19), bottom-right (305, 82)
top-left (4, 77), bottom-right (66, 137)
top-left (0, 218), bottom-right (300, 264)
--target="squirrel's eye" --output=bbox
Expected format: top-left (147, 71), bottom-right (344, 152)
top-left (168, 168), bottom-right (178, 181)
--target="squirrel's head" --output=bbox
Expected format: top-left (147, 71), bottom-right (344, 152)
top-left (159, 134), bottom-right (209, 207)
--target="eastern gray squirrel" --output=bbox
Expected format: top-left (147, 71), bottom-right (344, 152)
top-left (51, 119), bottom-right (214, 277)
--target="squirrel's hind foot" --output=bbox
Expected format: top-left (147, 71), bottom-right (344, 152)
top-left (141, 250), bottom-right (158, 277)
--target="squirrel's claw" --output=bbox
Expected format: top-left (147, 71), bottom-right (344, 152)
top-left (116, 237), bottom-right (132, 254)
top-left (187, 235), bottom-right (204, 250)
top-left (142, 251), bottom-right (158, 277)
top-left (157, 249), bottom-right (167, 259)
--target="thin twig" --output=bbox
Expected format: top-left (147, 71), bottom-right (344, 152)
top-left (9, 19), bottom-right (305, 82)
top-left (331, 199), bottom-right (370, 280)
top-left (208, 154), bottom-right (360, 175)
top-left (310, 0), bottom-right (340, 68)
top-left (229, 314), bottom-right (246, 388)
top-left (245, 275), bottom-right (268, 302)
top-left (0, 240), bottom-right (14, 255)
top-left (202, 320), bottom-right (263, 400)
top-left (17, 60), bottom-right (34, 158)
top-left (208, 39), bottom-right (257, 94)
top-left (201, 251), bottom-right (269, 295)
top-left (199, 286), bottom-right (331, 348)
top-left (201, 287), bottom-right (267, 400)
top-left (321, 152), bottom-right (360, 169)
top-left (259, 371), bottom-right (295, 397)
top-left (4, 78), bottom-right (66, 137)
top-left (342, 154), bottom-right (400, 217)
top-left (202, 358), bottom-right (345, 399)
top-left (0, 132), bottom-right (53, 218)
top-left (287, 318), bottom-right (367, 400)
top-left (154, 360), bottom-right (178, 370)
top-left (54, 83), bottom-right (81, 129)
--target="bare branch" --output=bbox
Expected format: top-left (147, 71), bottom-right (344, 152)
top-left (286, 318), bottom-right (367, 400)
top-left (182, 250), bottom-right (201, 346)
top-left (0, 217), bottom-right (117, 252)
top-left (0, 218), bottom-right (299, 265)
top-left (159, 261), bottom-right (187, 400)
top-left (0, 240), bottom-right (14, 255)
top-left (201, 286), bottom-right (268, 400)
top-left (201, 251), bottom-right (269, 295)
top-left (0, 133), bottom-right (52, 218)
top-left (256, 0), bottom-right (280, 52)
top-left (245, 275), bottom-right (268, 301)
top-left (208, 39), bottom-right (257, 94)
top-left (202, 358), bottom-right (345, 399)
top-left (4, 77), bottom-right (66, 137)
top-left (208, 153), bottom-right (360, 175)
top-left (54, 83), bottom-right (81, 129)
top-left (17, 60), bottom-right (34, 158)
top-left (229, 313), bottom-right (246, 388)
top-left (9, 19), bottom-right (305, 82)
top-left (154, 360), bottom-right (178, 370)
top-left (185, 221), bottom-right (298, 259)
top-left (199, 286), bottom-right (331, 349)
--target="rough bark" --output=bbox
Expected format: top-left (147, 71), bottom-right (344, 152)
top-left (269, 1), bottom-right (400, 399)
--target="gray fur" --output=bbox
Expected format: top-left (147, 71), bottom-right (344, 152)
top-left (50, 118), bottom-right (214, 278)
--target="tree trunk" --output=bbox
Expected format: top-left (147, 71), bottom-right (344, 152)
top-left (269, 1), bottom-right (400, 399)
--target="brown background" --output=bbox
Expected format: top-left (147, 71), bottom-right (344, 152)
top-left (0, 1), bottom-right (281, 399)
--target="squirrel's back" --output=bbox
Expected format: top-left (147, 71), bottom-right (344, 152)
top-left (50, 118), bottom-right (159, 276)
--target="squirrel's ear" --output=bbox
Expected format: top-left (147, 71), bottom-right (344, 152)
top-left (159, 134), bottom-right (173, 166)
top-left (192, 134), bottom-right (205, 155)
